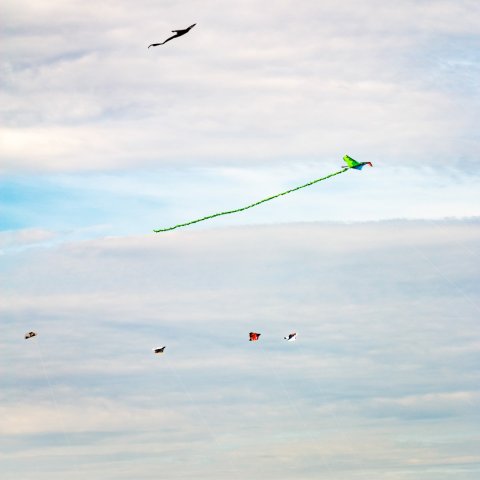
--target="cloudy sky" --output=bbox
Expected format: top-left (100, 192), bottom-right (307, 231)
top-left (1, 1), bottom-right (479, 479)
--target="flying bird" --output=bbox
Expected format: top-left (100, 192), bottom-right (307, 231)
top-left (148, 24), bottom-right (196, 48)
top-left (342, 154), bottom-right (373, 170)
top-left (249, 332), bottom-right (261, 342)
top-left (153, 346), bottom-right (166, 354)
top-left (25, 331), bottom-right (37, 340)
top-left (284, 332), bottom-right (297, 342)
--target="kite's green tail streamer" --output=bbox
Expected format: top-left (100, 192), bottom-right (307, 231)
top-left (154, 168), bottom-right (349, 232)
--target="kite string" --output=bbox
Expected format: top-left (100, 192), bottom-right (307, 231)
top-left (414, 222), bottom-right (480, 407)
top-left (34, 340), bottom-right (83, 477)
top-left (259, 348), bottom-right (305, 423)
top-left (408, 241), bottom-right (479, 314)
top-left (154, 168), bottom-right (348, 232)
top-left (260, 347), bottom-right (373, 478)
top-left (404, 233), bottom-right (480, 409)
top-left (423, 217), bottom-right (479, 261)
top-left (258, 348), bottom-right (336, 478)
top-left (164, 356), bottom-right (243, 480)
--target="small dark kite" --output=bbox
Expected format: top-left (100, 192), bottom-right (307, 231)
top-left (148, 24), bottom-right (196, 48)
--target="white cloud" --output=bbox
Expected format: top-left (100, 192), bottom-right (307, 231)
top-left (0, 399), bottom-right (187, 435)
top-left (0, 228), bottom-right (56, 250)
top-left (1, 0), bottom-right (479, 172)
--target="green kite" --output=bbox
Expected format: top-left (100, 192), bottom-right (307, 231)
top-left (154, 155), bottom-right (372, 232)
top-left (342, 154), bottom-right (373, 170)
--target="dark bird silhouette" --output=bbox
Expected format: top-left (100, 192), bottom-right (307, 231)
top-left (153, 346), bottom-right (166, 354)
top-left (148, 24), bottom-right (196, 48)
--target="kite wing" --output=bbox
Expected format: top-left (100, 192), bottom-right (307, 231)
top-left (284, 333), bottom-right (297, 341)
top-left (343, 155), bottom-right (362, 169)
top-left (153, 346), bottom-right (166, 354)
top-left (25, 331), bottom-right (37, 339)
top-left (249, 332), bottom-right (261, 341)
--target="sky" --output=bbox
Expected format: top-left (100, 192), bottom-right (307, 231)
top-left (1, 1), bottom-right (480, 479)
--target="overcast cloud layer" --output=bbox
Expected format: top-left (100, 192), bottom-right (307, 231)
top-left (1, 222), bottom-right (480, 479)
top-left (2, 0), bottom-right (480, 172)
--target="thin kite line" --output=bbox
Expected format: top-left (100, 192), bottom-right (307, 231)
top-left (154, 168), bottom-right (349, 232)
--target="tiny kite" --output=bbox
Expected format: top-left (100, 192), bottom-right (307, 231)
top-left (342, 154), bottom-right (373, 170)
top-left (249, 332), bottom-right (261, 342)
top-left (148, 24), bottom-right (196, 48)
top-left (284, 332), bottom-right (297, 342)
top-left (153, 155), bottom-right (372, 232)
top-left (153, 346), bottom-right (166, 354)
top-left (25, 331), bottom-right (37, 340)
